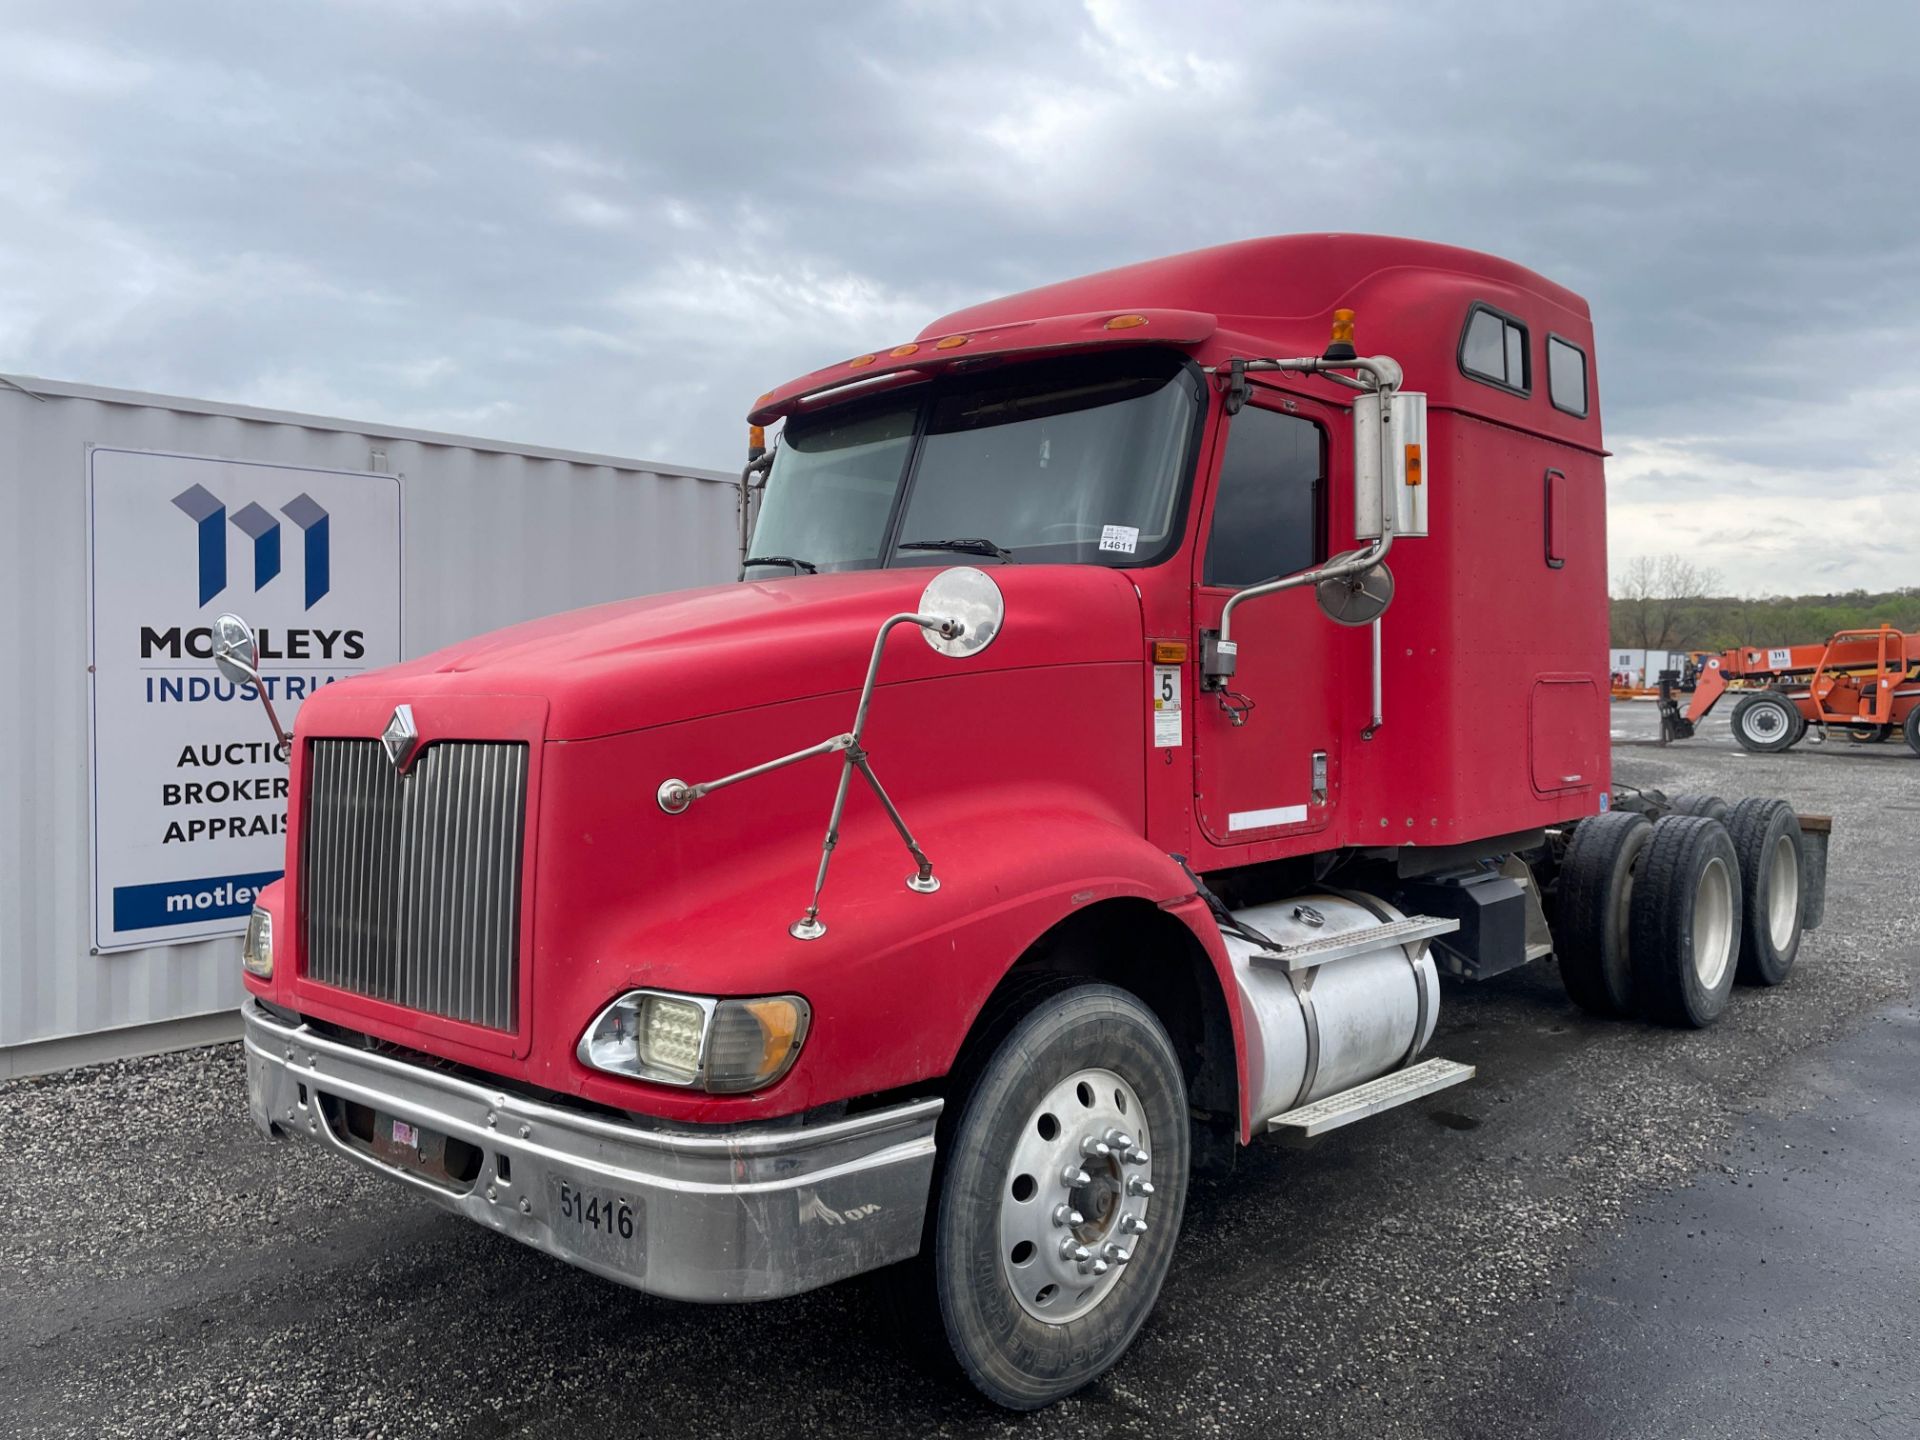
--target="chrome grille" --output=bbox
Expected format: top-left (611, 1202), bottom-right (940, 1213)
top-left (302, 739), bottom-right (528, 1031)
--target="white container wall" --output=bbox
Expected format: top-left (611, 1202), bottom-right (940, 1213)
top-left (1, 375), bottom-right (740, 1068)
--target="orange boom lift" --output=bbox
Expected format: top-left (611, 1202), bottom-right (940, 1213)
top-left (1659, 625), bottom-right (1920, 754)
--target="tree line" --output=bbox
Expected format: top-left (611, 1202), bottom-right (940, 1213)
top-left (1611, 555), bottom-right (1920, 651)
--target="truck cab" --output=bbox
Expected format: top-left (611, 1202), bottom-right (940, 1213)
top-left (229, 235), bottom-right (1817, 1409)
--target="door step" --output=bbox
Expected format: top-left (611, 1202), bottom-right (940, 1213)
top-left (1249, 914), bottom-right (1460, 974)
top-left (1267, 1058), bottom-right (1476, 1137)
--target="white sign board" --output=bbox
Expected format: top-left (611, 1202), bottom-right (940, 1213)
top-left (88, 448), bottom-right (401, 951)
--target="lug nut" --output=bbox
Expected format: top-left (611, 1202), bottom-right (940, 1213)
top-left (1080, 1136), bottom-right (1111, 1160)
top-left (1102, 1243), bottom-right (1132, 1264)
top-left (1124, 1147), bottom-right (1150, 1166)
top-left (1060, 1238), bottom-right (1091, 1263)
top-left (1051, 1204), bottom-right (1084, 1228)
top-left (1089, 1258), bottom-right (1110, 1277)
top-left (1103, 1128), bottom-right (1134, 1150)
top-left (1120, 1212), bottom-right (1148, 1236)
top-left (1126, 1176), bottom-right (1156, 1197)
top-left (1062, 1165), bottom-right (1092, 1188)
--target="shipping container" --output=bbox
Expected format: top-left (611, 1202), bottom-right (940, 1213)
top-left (0, 373), bottom-right (739, 1075)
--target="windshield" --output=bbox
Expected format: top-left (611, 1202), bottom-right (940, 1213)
top-left (744, 351), bottom-right (1201, 577)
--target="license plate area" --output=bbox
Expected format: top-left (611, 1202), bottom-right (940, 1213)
top-left (324, 1097), bottom-right (485, 1192)
top-left (548, 1175), bottom-right (645, 1266)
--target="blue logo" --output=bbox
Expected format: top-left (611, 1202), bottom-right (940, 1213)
top-left (172, 484), bottom-right (331, 609)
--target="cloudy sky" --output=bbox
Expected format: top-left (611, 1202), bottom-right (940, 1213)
top-left (3, 1), bottom-right (1916, 595)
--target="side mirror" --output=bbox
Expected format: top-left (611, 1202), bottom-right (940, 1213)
top-left (1315, 558), bottom-right (1395, 627)
top-left (212, 612), bottom-right (261, 686)
top-left (210, 612), bottom-right (291, 759)
top-left (917, 564), bottom-right (1004, 658)
top-left (1352, 389), bottom-right (1428, 546)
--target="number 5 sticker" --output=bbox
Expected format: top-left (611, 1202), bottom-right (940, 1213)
top-left (1152, 665), bottom-right (1183, 748)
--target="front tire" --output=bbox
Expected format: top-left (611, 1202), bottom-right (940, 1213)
top-left (1731, 692), bottom-right (1803, 752)
top-left (930, 982), bottom-right (1189, 1409)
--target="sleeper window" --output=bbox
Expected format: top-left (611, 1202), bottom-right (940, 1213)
top-left (1548, 336), bottom-right (1589, 416)
top-left (1203, 407), bottom-right (1325, 588)
top-left (1460, 304), bottom-right (1530, 394)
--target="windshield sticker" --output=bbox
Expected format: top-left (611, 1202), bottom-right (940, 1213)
top-left (1099, 524), bottom-right (1140, 554)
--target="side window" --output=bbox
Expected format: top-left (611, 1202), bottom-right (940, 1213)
top-left (1203, 406), bottom-right (1324, 587)
top-left (1459, 303), bottom-right (1530, 395)
top-left (1547, 335), bottom-right (1589, 416)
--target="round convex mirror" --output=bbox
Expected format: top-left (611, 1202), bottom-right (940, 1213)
top-left (919, 566), bottom-right (1004, 658)
top-left (212, 612), bottom-right (261, 686)
top-left (1315, 561), bottom-right (1395, 627)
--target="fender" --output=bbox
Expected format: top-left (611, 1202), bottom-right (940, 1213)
top-left (555, 799), bottom-right (1246, 1127)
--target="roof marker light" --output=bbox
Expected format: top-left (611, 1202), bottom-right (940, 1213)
top-left (935, 335), bottom-right (968, 350)
top-left (848, 354), bottom-right (876, 368)
top-left (1105, 314), bottom-right (1148, 330)
top-left (889, 342), bottom-right (920, 357)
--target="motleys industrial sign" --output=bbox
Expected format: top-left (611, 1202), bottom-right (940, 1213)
top-left (88, 447), bottom-right (400, 951)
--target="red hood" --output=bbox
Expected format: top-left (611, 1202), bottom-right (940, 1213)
top-left (298, 565), bottom-right (1146, 742)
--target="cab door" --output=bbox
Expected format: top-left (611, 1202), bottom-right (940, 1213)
top-left (1191, 395), bottom-right (1343, 851)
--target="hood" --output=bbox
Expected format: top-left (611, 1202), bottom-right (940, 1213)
top-left (300, 565), bottom-right (1147, 741)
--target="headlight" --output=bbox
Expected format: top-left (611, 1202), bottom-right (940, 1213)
top-left (242, 907), bottom-right (273, 979)
top-left (577, 989), bottom-right (810, 1094)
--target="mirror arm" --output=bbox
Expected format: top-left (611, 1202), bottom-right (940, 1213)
top-left (1212, 527), bottom-right (1396, 678)
top-left (229, 659), bottom-right (293, 763)
top-left (655, 608), bottom-right (969, 940)
top-left (736, 447), bottom-right (776, 566)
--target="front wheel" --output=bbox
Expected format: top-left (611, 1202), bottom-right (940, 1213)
top-left (1731, 692), bottom-right (1803, 752)
top-left (927, 982), bottom-right (1189, 1409)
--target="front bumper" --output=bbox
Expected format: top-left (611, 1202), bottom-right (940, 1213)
top-left (242, 999), bottom-right (941, 1301)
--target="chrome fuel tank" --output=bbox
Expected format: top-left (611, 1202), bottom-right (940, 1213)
top-left (1223, 893), bottom-right (1441, 1129)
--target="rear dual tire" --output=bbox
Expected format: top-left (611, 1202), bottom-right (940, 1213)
top-left (1630, 816), bottom-right (1741, 1028)
top-left (1725, 797), bottom-right (1805, 986)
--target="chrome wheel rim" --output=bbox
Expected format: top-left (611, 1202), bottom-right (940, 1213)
top-left (1767, 833), bottom-right (1800, 950)
top-left (1694, 856), bottom-right (1735, 989)
top-left (1000, 1066), bottom-right (1153, 1324)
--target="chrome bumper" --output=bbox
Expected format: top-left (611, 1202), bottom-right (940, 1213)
top-left (241, 999), bottom-right (941, 1302)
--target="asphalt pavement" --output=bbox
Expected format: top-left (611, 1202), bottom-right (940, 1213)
top-left (3, 700), bottom-right (1916, 1438)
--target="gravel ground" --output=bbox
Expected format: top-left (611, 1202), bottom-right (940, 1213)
top-left (3, 701), bottom-right (1915, 1439)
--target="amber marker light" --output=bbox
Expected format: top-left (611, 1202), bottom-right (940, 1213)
top-left (889, 342), bottom-right (920, 357)
top-left (1325, 308), bottom-right (1359, 362)
top-left (1105, 314), bottom-right (1148, 330)
top-left (1405, 443), bottom-right (1423, 487)
top-left (935, 335), bottom-right (969, 349)
top-left (848, 354), bottom-right (876, 368)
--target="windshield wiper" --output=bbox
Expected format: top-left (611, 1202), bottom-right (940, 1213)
top-left (898, 537), bottom-right (1017, 562)
top-left (742, 555), bottom-right (818, 574)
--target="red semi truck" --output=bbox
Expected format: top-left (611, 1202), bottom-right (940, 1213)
top-left (220, 235), bottom-right (1825, 1408)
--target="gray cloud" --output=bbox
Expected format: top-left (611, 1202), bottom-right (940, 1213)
top-left (2, 0), bottom-right (1916, 593)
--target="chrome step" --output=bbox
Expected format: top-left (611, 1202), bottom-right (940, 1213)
top-left (1267, 1058), bottom-right (1476, 1136)
top-left (1248, 914), bottom-right (1460, 974)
